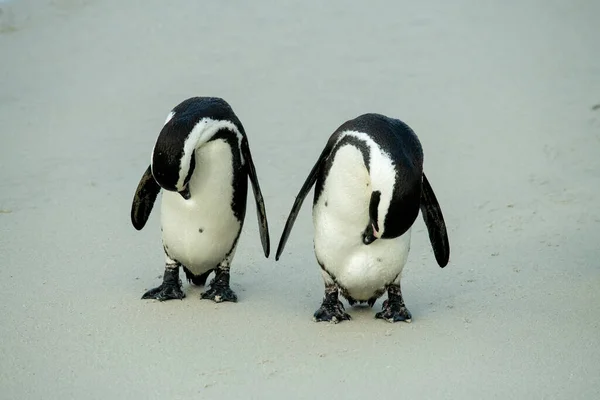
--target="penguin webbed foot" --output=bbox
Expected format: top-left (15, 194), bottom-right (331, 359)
top-left (314, 301), bottom-right (351, 323)
top-left (375, 300), bottom-right (412, 322)
top-left (142, 284), bottom-right (186, 301)
top-left (141, 267), bottom-right (185, 301)
top-left (200, 268), bottom-right (237, 303)
top-left (201, 285), bottom-right (237, 303)
top-left (375, 284), bottom-right (412, 323)
top-left (313, 285), bottom-right (351, 323)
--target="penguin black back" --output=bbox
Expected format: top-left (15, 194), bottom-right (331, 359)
top-left (276, 112), bottom-right (449, 269)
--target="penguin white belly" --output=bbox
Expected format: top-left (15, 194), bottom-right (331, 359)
top-left (313, 145), bottom-right (412, 301)
top-left (160, 139), bottom-right (242, 274)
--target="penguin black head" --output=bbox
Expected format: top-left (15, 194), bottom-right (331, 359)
top-left (149, 97), bottom-right (243, 201)
top-left (361, 172), bottom-right (422, 245)
top-left (150, 111), bottom-right (199, 200)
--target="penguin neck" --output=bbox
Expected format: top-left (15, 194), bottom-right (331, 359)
top-left (176, 118), bottom-right (242, 190)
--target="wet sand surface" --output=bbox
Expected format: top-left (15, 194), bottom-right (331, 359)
top-left (1, 1), bottom-right (599, 398)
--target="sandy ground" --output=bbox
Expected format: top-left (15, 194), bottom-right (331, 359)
top-left (1, 0), bottom-right (599, 399)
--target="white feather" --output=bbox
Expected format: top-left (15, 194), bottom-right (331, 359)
top-left (164, 111), bottom-right (175, 125)
top-left (160, 138), bottom-right (242, 275)
top-left (313, 132), bottom-right (411, 301)
top-left (334, 131), bottom-right (396, 237)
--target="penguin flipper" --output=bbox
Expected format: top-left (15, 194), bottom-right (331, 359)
top-left (275, 139), bottom-right (336, 261)
top-left (131, 165), bottom-right (161, 231)
top-left (241, 137), bottom-right (271, 258)
top-left (420, 173), bottom-right (450, 267)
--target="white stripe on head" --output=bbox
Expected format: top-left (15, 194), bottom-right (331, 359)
top-left (150, 111), bottom-right (178, 168)
top-left (338, 131), bottom-right (396, 237)
top-left (164, 111), bottom-right (176, 125)
top-left (175, 118), bottom-right (243, 190)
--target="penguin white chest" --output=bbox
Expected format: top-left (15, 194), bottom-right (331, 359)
top-left (313, 145), bottom-right (412, 301)
top-left (160, 139), bottom-right (242, 273)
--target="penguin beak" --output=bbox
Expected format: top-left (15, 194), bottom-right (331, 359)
top-left (372, 223), bottom-right (381, 239)
top-left (178, 187), bottom-right (191, 200)
top-left (362, 224), bottom-right (377, 245)
top-left (362, 223), bottom-right (381, 245)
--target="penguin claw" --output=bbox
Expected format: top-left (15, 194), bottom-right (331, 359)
top-left (313, 301), bottom-right (352, 323)
top-left (141, 283), bottom-right (186, 301)
top-left (375, 300), bottom-right (412, 323)
top-left (200, 285), bottom-right (237, 303)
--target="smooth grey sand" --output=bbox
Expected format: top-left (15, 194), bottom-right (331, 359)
top-left (1, 1), bottom-right (599, 399)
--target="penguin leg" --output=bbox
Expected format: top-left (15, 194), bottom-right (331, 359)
top-left (200, 252), bottom-right (237, 303)
top-left (313, 269), bottom-right (351, 323)
top-left (142, 256), bottom-right (186, 301)
top-left (375, 279), bottom-right (412, 323)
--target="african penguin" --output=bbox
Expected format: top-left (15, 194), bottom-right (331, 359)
top-left (131, 97), bottom-right (270, 303)
top-left (276, 113), bottom-right (449, 323)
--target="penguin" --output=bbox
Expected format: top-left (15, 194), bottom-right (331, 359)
top-left (275, 113), bottom-right (449, 323)
top-left (130, 97), bottom-right (270, 303)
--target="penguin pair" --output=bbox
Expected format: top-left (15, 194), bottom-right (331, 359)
top-left (131, 97), bottom-right (449, 323)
